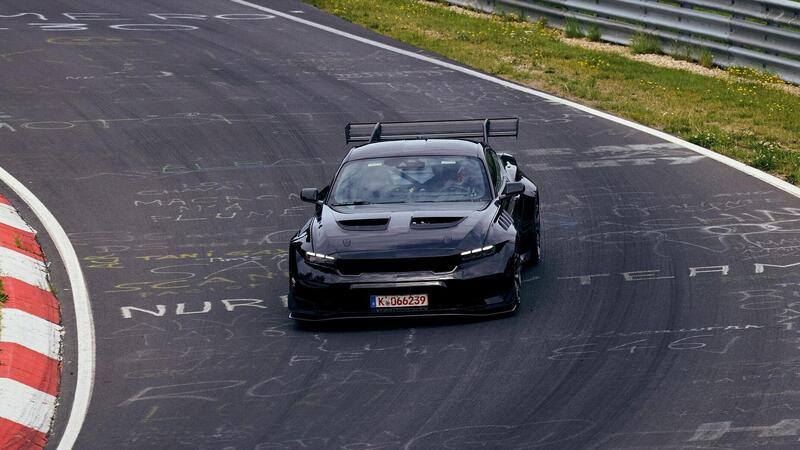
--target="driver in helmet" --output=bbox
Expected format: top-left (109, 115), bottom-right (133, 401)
top-left (422, 161), bottom-right (467, 192)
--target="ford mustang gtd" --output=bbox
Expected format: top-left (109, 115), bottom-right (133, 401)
top-left (288, 118), bottom-right (540, 321)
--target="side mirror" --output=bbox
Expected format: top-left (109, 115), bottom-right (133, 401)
top-left (502, 182), bottom-right (525, 197)
top-left (300, 188), bottom-right (319, 203)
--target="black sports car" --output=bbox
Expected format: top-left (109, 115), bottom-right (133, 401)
top-left (288, 118), bottom-right (540, 321)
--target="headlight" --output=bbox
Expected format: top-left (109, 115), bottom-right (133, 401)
top-left (460, 244), bottom-right (496, 262)
top-left (304, 251), bottom-right (336, 267)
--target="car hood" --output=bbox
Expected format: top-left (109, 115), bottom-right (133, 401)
top-left (310, 203), bottom-right (493, 258)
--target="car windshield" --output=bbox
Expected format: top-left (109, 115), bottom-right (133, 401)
top-left (329, 156), bottom-right (491, 206)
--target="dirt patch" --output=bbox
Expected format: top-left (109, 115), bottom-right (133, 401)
top-left (421, 0), bottom-right (489, 18)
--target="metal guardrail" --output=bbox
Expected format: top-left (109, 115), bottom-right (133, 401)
top-left (445, 0), bottom-right (800, 84)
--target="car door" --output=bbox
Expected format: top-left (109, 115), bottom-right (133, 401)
top-left (486, 147), bottom-right (537, 257)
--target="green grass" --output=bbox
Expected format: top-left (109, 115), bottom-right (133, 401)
top-left (586, 24), bottom-right (601, 42)
top-left (671, 41), bottom-right (694, 62)
top-left (630, 32), bottom-right (663, 54)
top-left (698, 47), bottom-right (714, 68)
top-left (564, 18), bottom-right (583, 38)
top-left (0, 279), bottom-right (5, 338)
top-left (305, 0), bottom-right (800, 184)
top-left (47, 279), bottom-right (57, 296)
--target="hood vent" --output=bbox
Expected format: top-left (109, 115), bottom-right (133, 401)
top-left (410, 216), bottom-right (465, 229)
top-left (337, 218), bottom-right (390, 231)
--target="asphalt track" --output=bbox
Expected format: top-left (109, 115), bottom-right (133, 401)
top-left (2, 1), bottom-right (800, 448)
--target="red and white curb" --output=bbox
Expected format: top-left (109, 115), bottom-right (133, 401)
top-left (0, 195), bottom-right (62, 449)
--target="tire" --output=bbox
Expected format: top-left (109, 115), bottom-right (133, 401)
top-left (525, 208), bottom-right (541, 266)
top-left (509, 254), bottom-right (522, 311)
top-left (527, 227), bottom-right (541, 266)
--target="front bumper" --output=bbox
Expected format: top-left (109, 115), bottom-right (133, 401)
top-left (288, 248), bottom-right (517, 321)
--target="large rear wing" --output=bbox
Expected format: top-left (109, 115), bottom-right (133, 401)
top-left (345, 118), bottom-right (518, 145)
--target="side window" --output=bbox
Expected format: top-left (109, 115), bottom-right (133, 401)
top-left (484, 148), bottom-right (503, 194)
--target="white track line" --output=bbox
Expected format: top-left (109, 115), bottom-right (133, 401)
top-left (0, 2), bottom-right (794, 447)
top-left (229, 0), bottom-right (800, 199)
top-left (0, 167), bottom-right (94, 450)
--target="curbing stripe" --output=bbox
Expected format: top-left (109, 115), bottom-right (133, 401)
top-left (0, 166), bottom-right (92, 450)
top-left (0, 223), bottom-right (43, 259)
top-left (0, 417), bottom-right (47, 449)
top-left (0, 2), bottom-right (792, 448)
top-left (0, 246), bottom-right (48, 291)
top-left (0, 222), bottom-right (36, 242)
top-left (0, 204), bottom-right (35, 234)
top-left (0, 378), bottom-right (56, 434)
top-left (0, 343), bottom-right (60, 397)
top-left (0, 196), bottom-right (62, 448)
top-left (1, 277), bottom-right (60, 324)
top-left (0, 309), bottom-right (62, 360)
top-left (0, 241), bottom-right (44, 262)
top-left (227, 0), bottom-right (800, 200)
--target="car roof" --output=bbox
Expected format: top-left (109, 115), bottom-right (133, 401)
top-left (344, 139), bottom-right (484, 162)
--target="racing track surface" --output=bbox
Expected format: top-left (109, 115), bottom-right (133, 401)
top-left (3, 0), bottom-right (800, 448)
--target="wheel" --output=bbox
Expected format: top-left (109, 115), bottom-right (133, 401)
top-left (513, 256), bottom-right (522, 307)
top-left (505, 254), bottom-right (522, 312)
top-left (527, 226), bottom-right (541, 266)
top-left (524, 207), bottom-right (541, 266)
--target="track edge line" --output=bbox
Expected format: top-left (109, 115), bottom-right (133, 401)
top-left (228, 0), bottom-right (800, 199)
top-left (0, 167), bottom-right (95, 450)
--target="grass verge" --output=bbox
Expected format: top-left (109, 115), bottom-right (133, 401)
top-left (304, 0), bottom-right (800, 184)
top-left (630, 32), bottom-right (662, 54)
top-left (564, 18), bottom-right (583, 38)
top-left (0, 278), bottom-right (7, 305)
top-left (586, 25), bottom-right (601, 42)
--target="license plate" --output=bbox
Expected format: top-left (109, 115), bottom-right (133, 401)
top-left (370, 294), bottom-right (428, 309)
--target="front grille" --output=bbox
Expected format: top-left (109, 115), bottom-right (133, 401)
top-left (336, 255), bottom-right (459, 275)
top-left (292, 272), bottom-right (512, 314)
